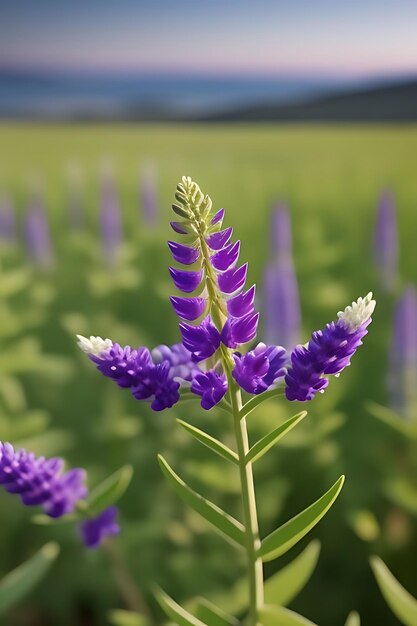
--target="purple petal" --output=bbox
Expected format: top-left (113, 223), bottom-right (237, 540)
top-left (210, 241), bottom-right (240, 272)
top-left (211, 208), bottom-right (225, 226)
top-left (218, 263), bottom-right (248, 295)
top-left (169, 267), bottom-right (203, 293)
top-left (170, 221), bottom-right (189, 234)
top-left (206, 227), bottom-right (233, 250)
top-left (170, 296), bottom-right (207, 321)
top-left (179, 317), bottom-right (221, 361)
top-left (227, 285), bottom-right (256, 318)
top-left (168, 241), bottom-right (200, 265)
top-left (222, 312), bottom-right (259, 348)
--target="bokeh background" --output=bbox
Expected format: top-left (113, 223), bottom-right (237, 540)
top-left (1, 2), bottom-right (417, 625)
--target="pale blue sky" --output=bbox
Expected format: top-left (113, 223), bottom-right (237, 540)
top-left (1, 0), bottom-right (416, 76)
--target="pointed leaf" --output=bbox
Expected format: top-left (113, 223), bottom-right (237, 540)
top-left (193, 598), bottom-right (239, 626)
top-left (259, 605), bottom-right (317, 626)
top-left (367, 401), bottom-right (417, 441)
top-left (177, 419), bottom-right (238, 465)
top-left (239, 389), bottom-right (285, 419)
top-left (158, 455), bottom-right (245, 547)
top-left (264, 540), bottom-right (321, 606)
top-left (370, 556), bottom-right (417, 626)
top-left (156, 588), bottom-right (208, 626)
top-left (246, 412), bottom-right (307, 464)
top-left (0, 542), bottom-right (59, 616)
top-left (259, 476), bottom-right (345, 561)
top-left (86, 465), bottom-right (133, 514)
top-left (344, 611), bottom-right (360, 626)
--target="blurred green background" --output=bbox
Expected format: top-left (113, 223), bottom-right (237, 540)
top-left (0, 122), bottom-right (416, 625)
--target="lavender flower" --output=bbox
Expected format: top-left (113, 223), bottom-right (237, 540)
top-left (100, 165), bottom-right (123, 268)
top-left (79, 506), bottom-right (120, 548)
top-left (263, 205), bottom-right (301, 350)
top-left (285, 293), bottom-right (375, 401)
top-left (233, 343), bottom-right (287, 395)
top-left (24, 196), bottom-right (54, 269)
top-left (388, 286), bottom-right (417, 419)
top-left (0, 195), bottom-right (16, 242)
top-left (374, 190), bottom-right (398, 291)
top-left (140, 161), bottom-right (159, 226)
top-left (0, 442), bottom-right (87, 518)
top-left (77, 336), bottom-right (196, 411)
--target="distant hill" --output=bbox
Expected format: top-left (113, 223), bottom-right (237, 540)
top-left (203, 79), bottom-right (417, 123)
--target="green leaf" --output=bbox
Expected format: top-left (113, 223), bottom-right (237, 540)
top-left (156, 588), bottom-right (208, 626)
top-left (177, 419), bottom-right (238, 465)
top-left (193, 598), bottom-right (238, 626)
top-left (370, 556), bottom-right (417, 626)
top-left (367, 401), bottom-right (417, 441)
top-left (259, 476), bottom-right (345, 561)
top-left (0, 542), bottom-right (59, 616)
top-left (158, 455), bottom-right (245, 547)
top-left (108, 609), bottom-right (151, 626)
top-left (259, 605), bottom-right (318, 626)
top-left (86, 465), bottom-right (133, 515)
top-left (246, 412), bottom-right (307, 464)
top-left (344, 611), bottom-right (361, 626)
top-left (239, 389), bottom-right (285, 419)
top-left (264, 540), bottom-right (321, 607)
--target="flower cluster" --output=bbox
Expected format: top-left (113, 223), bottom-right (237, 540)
top-left (0, 441), bottom-right (119, 548)
top-left (77, 177), bottom-right (375, 413)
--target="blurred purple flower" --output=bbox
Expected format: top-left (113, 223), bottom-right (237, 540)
top-left (0, 196), bottom-right (16, 242)
top-left (79, 506), bottom-right (120, 548)
top-left (263, 204), bottom-right (301, 350)
top-left (389, 286), bottom-right (417, 419)
top-left (24, 196), bottom-right (54, 269)
top-left (140, 162), bottom-right (159, 226)
top-left (374, 190), bottom-right (398, 292)
top-left (100, 166), bottom-right (123, 268)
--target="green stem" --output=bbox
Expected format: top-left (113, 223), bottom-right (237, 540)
top-left (226, 366), bottom-right (264, 626)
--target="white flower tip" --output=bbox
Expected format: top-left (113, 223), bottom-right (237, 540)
top-left (337, 292), bottom-right (376, 330)
top-left (76, 334), bottom-right (113, 356)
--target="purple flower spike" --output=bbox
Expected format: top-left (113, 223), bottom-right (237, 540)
top-left (170, 296), bottom-right (207, 321)
top-left (100, 167), bottom-right (123, 268)
top-left (264, 260), bottom-right (301, 350)
top-left (206, 227), bottom-right (233, 250)
top-left (191, 371), bottom-right (228, 410)
top-left (211, 208), bottom-right (225, 226)
top-left (227, 285), bottom-right (256, 319)
top-left (233, 343), bottom-right (287, 394)
top-left (132, 361), bottom-right (180, 411)
top-left (180, 317), bottom-right (221, 361)
top-left (285, 293), bottom-right (376, 401)
top-left (211, 241), bottom-right (241, 272)
top-left (374, 190), bottom-right (398, 292)
top-left (389, 286), bottom-right (417, 419)
top-left (89, 342), bottom-right (152, 388)
top-left (222, 312), bottom-right (259, 348)
top-left (169, 267), bottom-right (203, 293)
top-left (0, 442), bottom-right (87, 518)
top-left (79, 506), bottom-right (120, 548)
top-left (271, 204), bottom-right (293, 261)
top-left (152, 343), bottom-right (198, 382)
top-left (168, 241), bottom-right (200, 265)
top-left (218, 263), bottom-right (248, 295)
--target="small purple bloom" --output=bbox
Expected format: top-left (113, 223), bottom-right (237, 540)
top-left (169, 267), bottom-right (203, 293)
top-left (191, 371), bottom-right (228, 410)
top-left (132, 361), bottom-right (180, 411)
top-left (285, 293), bottom-right (375, 401)
top-left (0, 442), bottom-right (87, 518)
top-left (168, 241), bottom-right (200, 265)
top-left (227, 285), bottom-right (256, 319)
top-left (170, 296), bottom-right (207, 321)
top-left (374, 190), bottom-right (398, 292)
top-left (206, 227), bottom-right (233, 250)
top-left (218, 263), bottom-right (248, 295)
top-left (233, 343), bottom-right (287, 394)
top-left (89, 343), bottom-right (152, 388)
top-left (79, 506), bottom-right (120, 548)
top-left (221, 312), bottom-right (260, 348)
top-left (100, 167), bottom-right (123, 268)
top-left (211, 208), bottom-right (225, 226)
top-left (179, 317), bottom-right (221, 362)
top-left (211, 241), bottom-right (241, 272)
top-left (152, 343), bottom-right (199, 382)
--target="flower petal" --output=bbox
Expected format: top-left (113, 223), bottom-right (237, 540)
top-left (170, 296), bottom-right (207, 321)
top-left (218, 263), bottom-right (248, 295)
top-left (211, 241), bottom-right (240, 272)
top-left (168, 241), bottom-right (200, 265)
top-left (206, 227), bottom-right (233, 250)
top-left (169, 267), bottom-right (203, 293)
top-left (227, 285), bottom-right (256, 318)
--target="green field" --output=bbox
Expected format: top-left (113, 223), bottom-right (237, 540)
top-left (0, 123), bottom-right (417, 626)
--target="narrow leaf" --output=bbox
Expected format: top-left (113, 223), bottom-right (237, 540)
top-left (0, 542), bottom-right (59, 616)
top-left (259, 605), bottom-right (318, 626)
top-left (177, 419), bottom-right (238, 465)
top-left (259, 476), bottom-right (345, 561)
top-left (156, 588), bottom-right (208, 626)
top-left (246, 412), bottom-right (307, 464)
top-left (370, 556), bottom-right (417, 626)
top-left (344, 611), bottom-right (361, 626)
top-left (367, 401), bottom-right (417, 441)
top-left (264, 540), bottom-right (321, 607)
top-left (158, 455), bottom-right (245, 547)
top-left (193, 598), bottom-right (239, 626)
top-left (239, 389), bottom-right (285, 419)
top-left (87, 465), bottom-right (133, 514)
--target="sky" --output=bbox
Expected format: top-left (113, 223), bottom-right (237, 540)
top-left (1, 0), bottom-right (417, 77)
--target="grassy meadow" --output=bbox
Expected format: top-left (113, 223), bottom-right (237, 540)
top-left (0, 123), bottom-right (417, 626)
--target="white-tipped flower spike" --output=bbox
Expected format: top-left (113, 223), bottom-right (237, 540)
top-left (337, 292), bottom-right (376, 331)
top-left (76, 335), bottom-right (113, 356)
